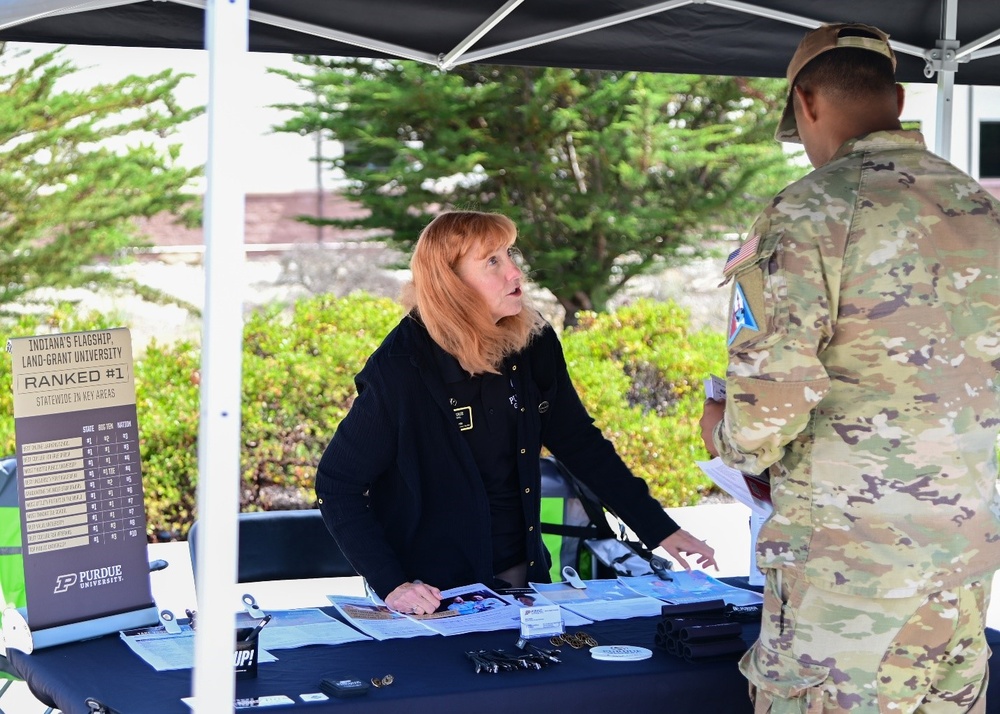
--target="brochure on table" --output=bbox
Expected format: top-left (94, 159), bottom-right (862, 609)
top-left (531, 572), bottom-right (762, 621)
top-left (330, 583), bottom-right (528, 638)
top-left (330, 584), bottom-right (592, 641)
top-left (618, 571), bottom-right (763, 607)
top-left (498, 587), bottom-right (590, 627)
top-left (330, 571), bottom-right (763, 636)
top-left (529, 579), bottom-right (665, 621)
top-left (121, 608), bottom-right (368, 672)
top-left (327, 596), bottom-right (438, 641)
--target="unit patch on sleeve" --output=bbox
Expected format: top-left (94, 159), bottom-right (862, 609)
top-left (728, 281), bottom-right (760, 345)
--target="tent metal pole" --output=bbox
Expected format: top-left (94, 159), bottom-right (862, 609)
top-left (967, 85), bottom-right (974, 176)
top-left (956, 26), bottom-right (1000, 61)
top-left (458, 0), bottom-right (693, 65)
top-left (169, 0), bottom-right (439, 65)
top-left (0, 0), bottom-right (140, 30)
top-left (707, 0), bottom-right (929, 58)
top-left (439, 0), bottom-right (523, 70)
top-left (931, 0), bottom-right (959, 160)
top-left (191, 0), bottom-right (248, 712)
top-left (704, 0), bottom-right (815, 30)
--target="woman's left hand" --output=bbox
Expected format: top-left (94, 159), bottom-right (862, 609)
top-left (658, 529), bottom-right (718, 571)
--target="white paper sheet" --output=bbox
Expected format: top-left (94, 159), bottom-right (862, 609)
top-left (529, 579), bottom-right (665, 621)
top-left (498, 587), bottom-right (591, 627)
top-left (120, 623), bottom-right (278, 672)
top-left (618, 571), bottom-right (763, 606)
top-left (696, 457), bottom-right (772, 518)
top-left (248, 608), bottom-right (371, 650)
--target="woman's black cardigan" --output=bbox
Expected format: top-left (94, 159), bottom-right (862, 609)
top-left (315, 315), bottom-right (679, 599)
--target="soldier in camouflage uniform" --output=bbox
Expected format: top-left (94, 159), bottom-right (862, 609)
top-left (699, 22), bottom-right (1000, 713)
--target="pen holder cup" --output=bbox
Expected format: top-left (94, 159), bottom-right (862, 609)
top-left (235, 627), bottom-right (260, 680)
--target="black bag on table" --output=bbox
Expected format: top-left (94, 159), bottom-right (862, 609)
top-left (539, 456), bottom-right (655, 581)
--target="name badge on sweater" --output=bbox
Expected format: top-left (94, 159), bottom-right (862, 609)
top-left (453, 406), bottom-right (473, 431)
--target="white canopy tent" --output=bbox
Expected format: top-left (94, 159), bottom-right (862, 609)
top-left (1, 1), bottom-right (998, 711)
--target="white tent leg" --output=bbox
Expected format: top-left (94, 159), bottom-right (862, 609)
top-left (192, 0), bottom-right (248, 712)
top-left (934, 67), bottom-right (956, 161)
top-left (932, 0), bottom-right (959, 160)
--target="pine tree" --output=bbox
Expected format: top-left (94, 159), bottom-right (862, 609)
top-left (0, 46), bottom-right (201, 314)
top-left (274, 59), bottom-right (798, 324)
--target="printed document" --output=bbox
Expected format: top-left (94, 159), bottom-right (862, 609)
top-left (120, 623), bottom-right (277, 672)
top-left (529, 579), bottom-right (664, 621)
top-left (497, 587), bottom-right (591, 627)
top-left (331, 584), bottom-right (520, 638)
top-left (244, 608), bottom-right (370, 650)
top-left (619, 571), bottom-right (763, 606)
top-left (408, 584), bottom-right (518, 636)
top-left (328, 596), bottom-right (438, 640)
top-left (696, 457), bottom-right (772, 518)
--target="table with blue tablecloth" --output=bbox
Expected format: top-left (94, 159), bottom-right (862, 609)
top-left (10, 608), bottom-right (757, 714)
top-left (9, 601), bottom-right (1000, 714)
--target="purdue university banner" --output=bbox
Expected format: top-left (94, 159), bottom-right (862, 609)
top-left (6, 328), bottom-right (157, 648)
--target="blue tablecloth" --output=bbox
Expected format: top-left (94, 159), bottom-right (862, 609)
top-left (9, 594), bottom-right (1000, 714)
top-left (11, 608), bottom-right (755, 714)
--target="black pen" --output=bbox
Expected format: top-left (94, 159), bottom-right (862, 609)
top-left (244, 614), bottom-right (271, 641)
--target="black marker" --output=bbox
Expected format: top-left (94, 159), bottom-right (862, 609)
top-left (244, 614), bottom-right (271, 641)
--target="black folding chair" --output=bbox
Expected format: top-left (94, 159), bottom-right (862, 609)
top-left (188, 509), bottom-right (356, 584)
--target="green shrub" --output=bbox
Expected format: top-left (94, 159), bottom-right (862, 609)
top-left (134, 337), bottom-right (201, 539)
top-left (138, 292), bottom-right (402, 537)
top-left (561, 300), bottom-right (727, 507)
top-left (238, 294), bottom-right (402, 517)
top-left (2, 294), bottom-right (727, 539)
top-left (0, 295), bottom-right (402, 539)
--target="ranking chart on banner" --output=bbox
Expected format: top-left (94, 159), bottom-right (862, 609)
top-left (84, 418), bottom-right (143, 547)
top-left (19, 415), bottom-right (145, 555)
top-left (8, 328), bottom-right (156, 632)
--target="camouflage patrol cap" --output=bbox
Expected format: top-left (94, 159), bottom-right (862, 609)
top-left (776, 23), bottom-right (896, 143)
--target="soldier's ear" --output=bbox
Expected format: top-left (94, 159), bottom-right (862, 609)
top-left (895, 84), bottom-right (905, 117)
top-left (793, 85), bottom-right (820, 127)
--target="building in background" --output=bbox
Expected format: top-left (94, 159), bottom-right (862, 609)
top-left (903, 83), bottom-right (1000, 195)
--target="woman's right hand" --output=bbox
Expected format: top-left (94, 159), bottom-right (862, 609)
top-left (384, 581), bottom-right (443, 615)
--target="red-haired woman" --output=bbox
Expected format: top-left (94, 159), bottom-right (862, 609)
top-left (316, 211), bottom-right (716, 615)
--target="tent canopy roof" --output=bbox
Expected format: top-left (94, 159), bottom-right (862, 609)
top-left (4, 0), bottom-right (1000, 85)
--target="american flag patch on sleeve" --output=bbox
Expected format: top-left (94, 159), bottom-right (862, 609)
top-left (723, 234), bottom-right (760, 276)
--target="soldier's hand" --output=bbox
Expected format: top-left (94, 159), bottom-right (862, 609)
top-left (699, 398), bottom-right (725, 457)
